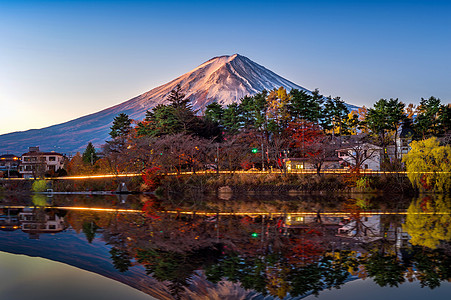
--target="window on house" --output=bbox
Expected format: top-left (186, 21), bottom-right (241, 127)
top-left (49, 156), bottom-right (56, 161)
top-left (364, 164), bottom-right (368, 169)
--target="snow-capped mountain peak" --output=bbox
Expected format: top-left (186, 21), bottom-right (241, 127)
top-left (0, 54), bottom-right (356, 154)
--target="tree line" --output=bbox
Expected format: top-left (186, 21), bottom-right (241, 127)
top-left (70, 84), bottom-right (450, 179)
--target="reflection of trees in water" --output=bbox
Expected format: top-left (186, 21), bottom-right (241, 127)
top-left (109, 247), bottom-right (132, 273)
top-left (58, 194), bottom-right (451, 299)
top-left (409, 246), bottom-right (451, 289)
top-left (82, 221), bottom-right (99, 243)
top-left (404, 195), bottom-right (451, 249)
top-left (362, 249), bottom-right (405, 287)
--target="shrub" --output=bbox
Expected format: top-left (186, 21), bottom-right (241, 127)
top-left (32, 179), bottom-right (48, 192)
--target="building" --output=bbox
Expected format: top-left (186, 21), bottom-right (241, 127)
top-left (19, 147), bottom-right (65, 178)
top-left (0, 154), bottom-right (20, 177)
top-left (19, 208), bottom-right (66, 239)
top-left (337, 143), bottom-right (382, 171)
top-left (284, 157), bottom-right (341, 172)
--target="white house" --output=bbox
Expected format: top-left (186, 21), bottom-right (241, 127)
top-left (19, 147), bottom-right (65, 178)
top-left (337, 143), bottom-right (382, 171)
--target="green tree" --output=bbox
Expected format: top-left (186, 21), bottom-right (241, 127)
top-left (109, 113), bottom-right (132, 140)
top-left (204, 102), bottom-right (224, 124)
top-left (167, 84), bottom-right (190, 108)
top-left (365, 98), bottom-right (405, 158)
top-left (288, 89), bottom-right (323, 123)
top-left (321, 96), bottom-right (349, 136)
top-left (138, 104), bottom-right (181, 137)
top-left (402, 137), bottom-right (451, 192)
top-left (136, 85), bottom-right (219, 139)
top-left (82, 142), bottom-right (98, 165)
top-left (438, 104), bottom-right (451, 134)
top-left (222, 103), bottom-right (242, 134)
top-left (415, 96), bottom-right (443, 138)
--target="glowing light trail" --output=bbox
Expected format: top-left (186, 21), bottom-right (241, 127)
top-left (1, 205), bottom-right (450, 217)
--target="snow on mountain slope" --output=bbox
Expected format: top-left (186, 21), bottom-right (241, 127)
top-left (114, 54), bottom-right (309, 119)
top-left (0, 54), bottom-right (358, 154)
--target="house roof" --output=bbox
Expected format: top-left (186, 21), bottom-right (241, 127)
top-left (21, 151), bottom-right (64, 157)
top-left (283, 156), bottom-right (340, 162)
top-left (337, 143), bottom-right (382, 152)
top-left (0, 154), bottom-right (19, 160)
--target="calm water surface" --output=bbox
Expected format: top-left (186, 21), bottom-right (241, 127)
top-left (0, 193), bottom-right (450, 299)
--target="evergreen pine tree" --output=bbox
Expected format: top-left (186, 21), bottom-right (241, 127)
top-left (82, 142), bottom-right (98, 165)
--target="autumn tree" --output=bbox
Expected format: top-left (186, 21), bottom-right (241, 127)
top-left (286, 121), bottom-right (326, 172)
top-left (67, 152), bottom-right (88, 175)
top-left (146, 133), bottom-right (212, 174)
top-left (305, 135), bottom-right (340, 175)
top-left (344, 110), bottom-right (363, 135)
top-left (403, 195), bottom-right (451, 249)
top-left (403, 137), bottom-right (451, 192)
top-left (266, 87), bottom-right (291, 133)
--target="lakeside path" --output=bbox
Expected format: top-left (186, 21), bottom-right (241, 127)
top-left (0, 169), bottom-right (417, 181)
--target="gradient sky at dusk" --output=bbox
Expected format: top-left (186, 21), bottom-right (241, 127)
top-left (1, 0), bottom-right (450, 135)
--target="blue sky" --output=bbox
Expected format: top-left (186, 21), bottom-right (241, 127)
top-left (1, 0), bottom-right (450, 135)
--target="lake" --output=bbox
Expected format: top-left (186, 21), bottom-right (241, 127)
top-left (0, 193), bottom-right (450, 299)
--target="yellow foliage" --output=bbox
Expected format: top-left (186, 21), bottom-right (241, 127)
top-left (266, 87), bottom-right (290, 124)
top-left (405, 103), bottom-right (416, 119)
top-left (402, 137), bottom-right (451, 192)
top-left (403, 195), bottom-right (451, 249)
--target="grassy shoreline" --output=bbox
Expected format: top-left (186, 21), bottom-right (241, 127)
top-left (0, 172), bottom-right (416, 196)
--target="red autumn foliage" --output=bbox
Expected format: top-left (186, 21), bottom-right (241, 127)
top-left (286, 121), bottom-right (323, 149)
top-left (287, 238), bottom-right (323, 265)
top-left (142, 167), bottom-right (161, 191)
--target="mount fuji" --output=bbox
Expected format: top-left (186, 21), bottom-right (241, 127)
top-left (0, 54), bottom-right (359, 154)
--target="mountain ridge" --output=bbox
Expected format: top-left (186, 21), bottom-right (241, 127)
top-left (0, 54), bottom-right (359, 154)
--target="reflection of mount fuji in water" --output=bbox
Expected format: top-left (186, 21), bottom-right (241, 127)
top-left (0, 200), bottom-right (419, 300)
top-left (0, 54), bottom-right (359, 154)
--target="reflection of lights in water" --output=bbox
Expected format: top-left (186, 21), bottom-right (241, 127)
top-left (1, 205), bottom-right (449, 216)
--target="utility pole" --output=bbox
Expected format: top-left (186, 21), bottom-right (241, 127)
top-left (216, 143), bottom-right (220, 174)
